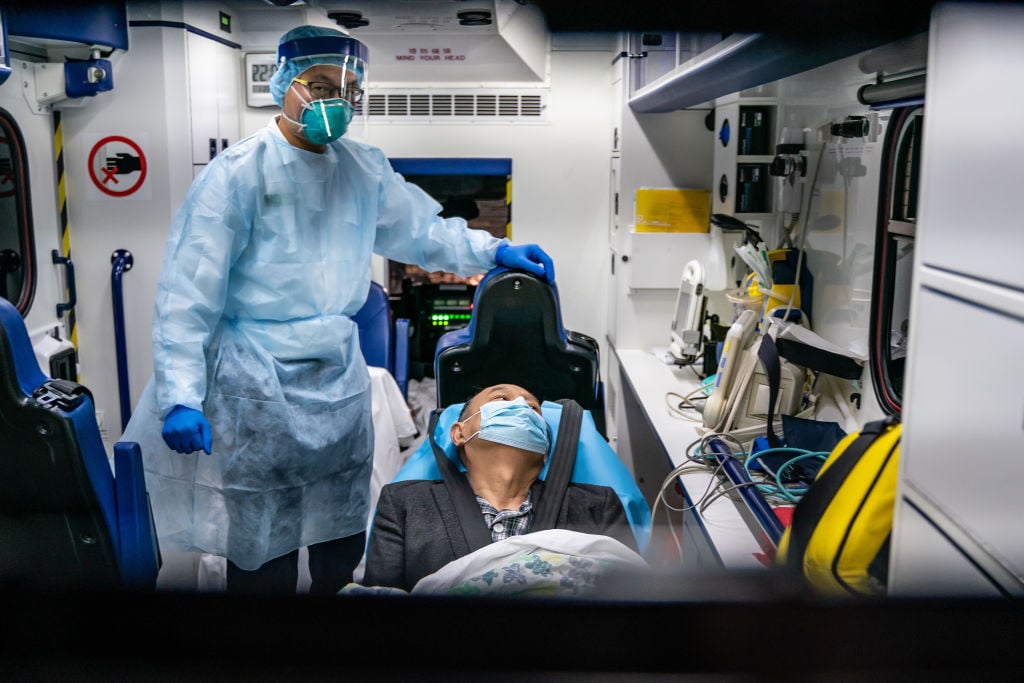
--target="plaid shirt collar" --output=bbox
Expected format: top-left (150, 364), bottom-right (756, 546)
top-left (476, 489), bottom-right (534, 543)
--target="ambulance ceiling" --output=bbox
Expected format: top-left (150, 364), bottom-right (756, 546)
top-left (249, 0), bottom-right (550, 85)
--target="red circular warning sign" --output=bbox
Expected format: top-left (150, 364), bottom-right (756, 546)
top-left (88, 135), bottom-right (147, 197)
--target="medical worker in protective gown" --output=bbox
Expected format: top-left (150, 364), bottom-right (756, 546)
top-left (122, 25), bottom-right (555, 595)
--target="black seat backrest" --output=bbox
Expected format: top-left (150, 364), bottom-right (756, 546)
top-left (0, 296), bottom-right (158, 590)
top-left (433, 268), bottom-right (604, 435)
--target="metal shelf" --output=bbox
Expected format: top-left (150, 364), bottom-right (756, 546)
top-left (628, 32), bottom-right (904, 113)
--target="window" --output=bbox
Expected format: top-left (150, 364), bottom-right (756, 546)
top-left (870, 106), bottom-right (923, 414)
top-left (0, 108), bottom-right (35, 315)
top-left (385, 158), bottom-right (512, 380)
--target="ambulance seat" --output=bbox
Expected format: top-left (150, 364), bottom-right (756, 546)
top-left (353, 281), bottom-right (410, 398)
top-left (0, 296), bottom-right (160, 590)
top-left (390, 400), bottom-right (651, 554)
top-left (434, 267), bottom-right (605, 436)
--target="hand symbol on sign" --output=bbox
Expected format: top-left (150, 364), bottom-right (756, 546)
top-left (105, 152), bottom-right (142, 175)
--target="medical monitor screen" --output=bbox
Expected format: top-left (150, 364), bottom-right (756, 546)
top-left (672, 289), bottom-right (694, 339)
top-left (669, 261), bottom-right (706, 361)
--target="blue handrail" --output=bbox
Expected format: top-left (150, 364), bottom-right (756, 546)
top-left (705, 436), bottom-right (785, 548)
top-left (52, 250), bottom-right (77, 318)
top-left (110, 249), bottom-right (134, 431)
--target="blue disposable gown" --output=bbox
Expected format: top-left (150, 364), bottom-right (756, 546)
top-left (123, 120), bottom-right (502, 570)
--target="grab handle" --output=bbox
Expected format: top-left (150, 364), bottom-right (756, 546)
top-left (110, 249), bottom-right (134, 431)
top-left (52, 250), bottom-right (77, 318)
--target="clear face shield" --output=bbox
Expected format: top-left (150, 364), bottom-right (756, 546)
top-left (284, 54), bottom-right (368, 145)
top-left (345, 53), bottom-right (369, 141)
top-left (272, 29), bottom-right (370, 144)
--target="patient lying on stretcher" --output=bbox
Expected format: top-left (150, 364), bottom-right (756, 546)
top-left (355, 384), bottom-right (647, 595)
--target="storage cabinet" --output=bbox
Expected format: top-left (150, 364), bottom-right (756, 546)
top-left (897, 284), bottom-right (1024, 592)
top-left (890, 3), bottom-right (1024, 596)
top-left (713, 96), bottom-right (777, 219)
top-left (187, 31), bottom-right (240, 175)
top-left (605, 31), bottom-right (720, 442)
top-left (890, 500), bottom-right (1005, 597)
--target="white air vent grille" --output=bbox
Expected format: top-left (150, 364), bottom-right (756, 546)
top-left (360, 90), bottom-right (548, 122)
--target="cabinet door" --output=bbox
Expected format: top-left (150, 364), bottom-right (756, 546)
top-left (901, 286), bottom-right (1024, 580)
top-left (188, 32), bottom-right (219, 167)
top-left (916, 4), bottom-right (1024, 290)
top-left (214, 41), bottom-right (240, 151)
top-left (187, 33), bottom-right (240, 169)
top-left (890, 499), bottom-right (1005, 597)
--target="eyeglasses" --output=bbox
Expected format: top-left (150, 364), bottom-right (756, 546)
top-left (293, 78), bottom-right (364, 105)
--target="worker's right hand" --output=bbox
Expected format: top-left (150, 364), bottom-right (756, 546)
top-left (161, 404), bottom-right (212, 455)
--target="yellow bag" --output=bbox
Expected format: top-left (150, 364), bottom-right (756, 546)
top-left (777, 418), bottom-right (900, 596)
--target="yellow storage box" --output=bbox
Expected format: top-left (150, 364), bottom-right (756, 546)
top-left (634, 188), bottom-right (711, 233)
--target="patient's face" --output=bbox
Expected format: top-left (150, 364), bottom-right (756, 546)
top-left (463, 384), bottom-right (542, 422)
top-left (454, 384), bottom-right (543, 449)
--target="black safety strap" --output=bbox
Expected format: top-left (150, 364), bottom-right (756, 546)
top-left (776, 337), bottom-right (863, 380)
top-left (530, 399), bottom-right (583, 533)
top-left (428, 410), bottom-right (493, 553)
top-left (757, 334), bottom-right (783, 449)
top-left (785, 418), bottom-right (894, 567)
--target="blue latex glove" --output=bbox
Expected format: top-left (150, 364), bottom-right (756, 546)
top-left (161, 404), bottom-right (212, 455)
top-left (495, 243), bottom-right (555, 284)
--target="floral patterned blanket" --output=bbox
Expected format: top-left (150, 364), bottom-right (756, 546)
top-left (343, 530), bottom-right (649, 598)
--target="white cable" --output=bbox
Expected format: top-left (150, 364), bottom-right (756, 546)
top-left (664, 388), bottom-right (707, 422)
top-left (650, 444), bottom-right (732, 563)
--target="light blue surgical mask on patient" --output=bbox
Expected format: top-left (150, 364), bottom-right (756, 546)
top-left (461, 397), bottom-right (550, 455)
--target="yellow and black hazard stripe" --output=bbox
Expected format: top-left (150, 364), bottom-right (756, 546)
top-left (53, 111), bottom-right (78, 379)
top-left (506, 176), bottom-right (512, 239)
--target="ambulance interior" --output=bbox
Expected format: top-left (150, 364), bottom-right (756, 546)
top-left (2, 0), bottom-right (1024, 677)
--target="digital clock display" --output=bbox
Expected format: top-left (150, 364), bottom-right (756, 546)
top-left (251, 62), bottom-right (278, 83)
top-left (245, 53), bottom-right (280, 108)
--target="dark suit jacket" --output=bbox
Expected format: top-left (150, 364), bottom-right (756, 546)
top-left (363, 478), bottom-right (638, 591)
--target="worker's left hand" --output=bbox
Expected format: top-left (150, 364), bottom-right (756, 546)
top-left (495, 243), bottom-right (555, 284)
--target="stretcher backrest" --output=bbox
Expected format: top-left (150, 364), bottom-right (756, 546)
top-left (0, 296), bottom-right (159, 590)
top-left (353, 281), bottom-right (410, 398)
top-left (391, 400), bottom-right (651, 554)
top-left (434, 267), bottom-right (605, 435)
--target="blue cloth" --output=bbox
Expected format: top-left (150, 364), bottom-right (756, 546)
top-left (122, 120), bottom-right (502, 570)
top-left (392, 401), bottom-right (651, 555)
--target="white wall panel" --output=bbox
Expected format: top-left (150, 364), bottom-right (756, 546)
top-left (58, 28), bottom-right (192, 442)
